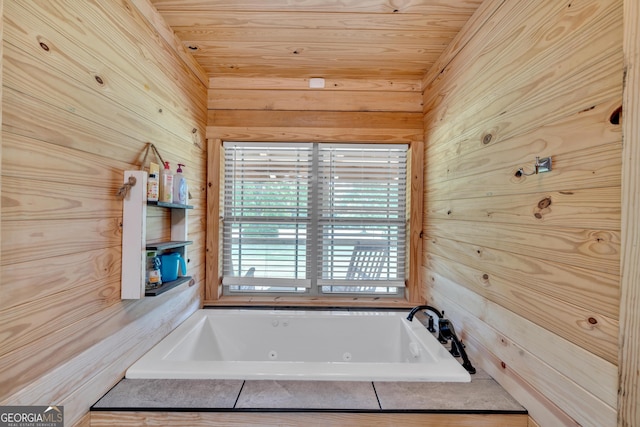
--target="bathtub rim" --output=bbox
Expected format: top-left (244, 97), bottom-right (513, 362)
top-left (126, 308), bottom-right (472, 383)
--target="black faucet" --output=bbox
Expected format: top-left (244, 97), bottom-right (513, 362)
top-left (407, 305), bottom-right (476, 375)
top-left (437, 318), bottom-right (476, 374)
top-left (406, 305), bottom-right (446, 341)
top-left (406, 304), bottom-right (444, 321)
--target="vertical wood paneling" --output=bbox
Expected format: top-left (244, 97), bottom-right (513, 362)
top-left (205, 138), bottom-right (221, 301)
top-left (422, 0), bottom-right (623, 426)
top-left (408, 138), bottom-right (424, 303)
top-left (0, 0), bottom-right (3, 276)
top-left (0, 1), bottom-right (206, 425)
top-left (618, 0), bottom-right (640, 425)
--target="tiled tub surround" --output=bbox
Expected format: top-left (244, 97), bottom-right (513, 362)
top-left (126, 308), bottom-right (471, 382)
top-left (92, 371), bottom-right (525, 412)
top-left (92, 309), bottom-right (526, 425)
top-left (91, 370), bottom-right (527, 426)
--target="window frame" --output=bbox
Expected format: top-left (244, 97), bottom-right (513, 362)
top-left (205, 138), bottom-right (424, 307)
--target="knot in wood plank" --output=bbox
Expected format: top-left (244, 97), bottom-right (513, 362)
top-left (537, 197), bottom-right (552, 209)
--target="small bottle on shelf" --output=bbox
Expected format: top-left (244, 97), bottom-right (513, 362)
top-left (147, 173), bottom-right (159, 202)
top-left (159, 161), bottom-right (173, 203)
top-left (146, 250), bottom-right (162, 288)
top-left (173, 163), bottom-right (188, 205)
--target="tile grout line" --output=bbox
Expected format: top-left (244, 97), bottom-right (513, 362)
top-left (371, 382), bottom-right (382, 410)
top-left (233, 381), bottom-right (246, 409)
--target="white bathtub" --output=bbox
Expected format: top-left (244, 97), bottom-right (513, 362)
top-left (126, 309), bottom-right (471, 382)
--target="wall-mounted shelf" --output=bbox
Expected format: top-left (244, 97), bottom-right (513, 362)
top-left (121, 170), bottom-right (192, 299)
top-left (145, 276), bottom-right (192, 297)
top-left (148, 201), bottom-right (194, 210)
top-left (146, 241), bottom-right (193, 251)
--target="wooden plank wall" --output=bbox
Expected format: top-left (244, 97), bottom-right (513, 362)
top-left (0, 1), bottom-right (207, 425)
top-left (421, 1), bottom-right (623, 426)
top-left (91, 410), bottom-right (527, 427)
top-left (619, 1), bottom-right (640, 426)
top-left (205, 76), bottom-right (425, 304)
top-left (0, 0), bottom-right (3, 274)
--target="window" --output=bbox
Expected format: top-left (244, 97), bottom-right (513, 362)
top-left (222, 142), bottom-right (407, 296)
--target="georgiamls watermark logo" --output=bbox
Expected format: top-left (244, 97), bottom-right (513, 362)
top-left (0, 406), bottom-right (63, 427)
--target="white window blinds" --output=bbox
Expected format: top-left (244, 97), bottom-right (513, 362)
top-left (316, 144), bottom-right (406, 288)
top-left (222, 142), bottom-right (407, 292)
top-left (222, 142), bottom-right (312, 288)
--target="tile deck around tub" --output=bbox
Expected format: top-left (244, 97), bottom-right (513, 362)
top-left (235, 380), bottom-right (379, 410)
top-left (92, 379), bottom-right (244, 410)
top-left (91, 369), bottom-right (526, 414)
top-left (374, 379), bottom-right (525, 412)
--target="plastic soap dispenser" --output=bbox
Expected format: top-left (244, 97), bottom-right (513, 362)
top-left (173, 163), bottom-right (188, 205)
top-left (159, 161), bottom-right (173, 203)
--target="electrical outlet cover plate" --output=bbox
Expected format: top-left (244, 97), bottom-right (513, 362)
top-left (309, 77), bottom-right (325, 88)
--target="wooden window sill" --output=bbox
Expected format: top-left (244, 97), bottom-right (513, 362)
top-left (204, 295), bottom-right (416, 309)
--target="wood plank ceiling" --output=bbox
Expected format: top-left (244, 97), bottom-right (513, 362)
top-left (149, 0), bottom-right (484, 79)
